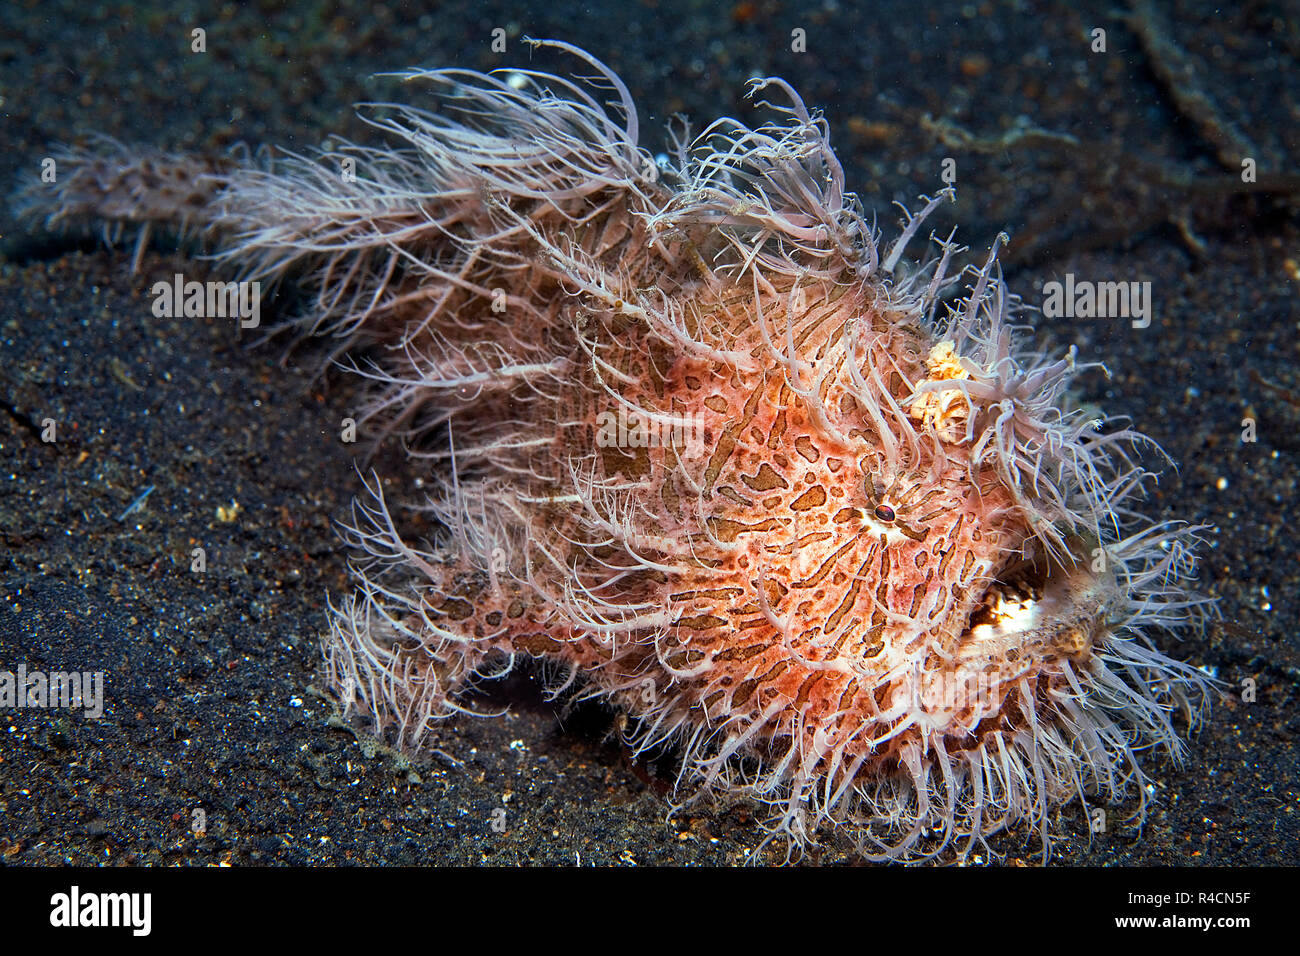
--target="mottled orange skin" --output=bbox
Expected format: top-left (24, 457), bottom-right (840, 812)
top-left (592, 295), bottom-right (1028, 767)
top-left (384, 205), bottom-right (1045, 795)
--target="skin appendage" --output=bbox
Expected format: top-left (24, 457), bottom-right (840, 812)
top-left (19, 39), bottom-right (1217, 863)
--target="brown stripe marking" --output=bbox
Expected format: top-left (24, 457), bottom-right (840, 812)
top-left (960, 551), bottom-right (975, 582)
top-left (670, 587), bottom-right (745, 602)
top-left (767, 530), bottom-right (833, 555)
top-left (825, 552), bottom-right (874, 635)
top-left (673, 614), bottom-right (728, 630)
top-left (741, 462), bottom-right (789, 491)
top-left (732, 659), bottom-right (790, 708)
top-left (666, 649), bottom-right (706, 669)
top-left (767, 408), bottom-right (788, 449)
top-left (707, 516), bottom-right (782, 542)
top-left (793, 672), bottom-right (824, 711)
top-left (789, 485), bottom-right (828, 512)
top-left (703, 379), bottom-right (764, 494)
top-left (795, 537), bottom-right (870, 589)
top-left (836, 679), bottom-right (860, 714)
top-left (715, 643), bottom-right (768, 663)
top-left (717, 485), bottom-right (753, 507)
top-left (901, 488), bottom-right (945, 514)
top-left (908, 582), bottom-right (926, 617)
top-left (895, 520), bottom-right (928, 542)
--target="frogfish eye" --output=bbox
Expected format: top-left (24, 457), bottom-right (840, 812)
top-left (873, 504), bottom-right (896, 522)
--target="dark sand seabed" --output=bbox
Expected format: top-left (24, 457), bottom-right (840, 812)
top-left (0, 0), bottom-right (1295, 865)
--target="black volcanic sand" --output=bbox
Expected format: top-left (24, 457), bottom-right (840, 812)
top-left (0, 0), bottom-right (1295, 865)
